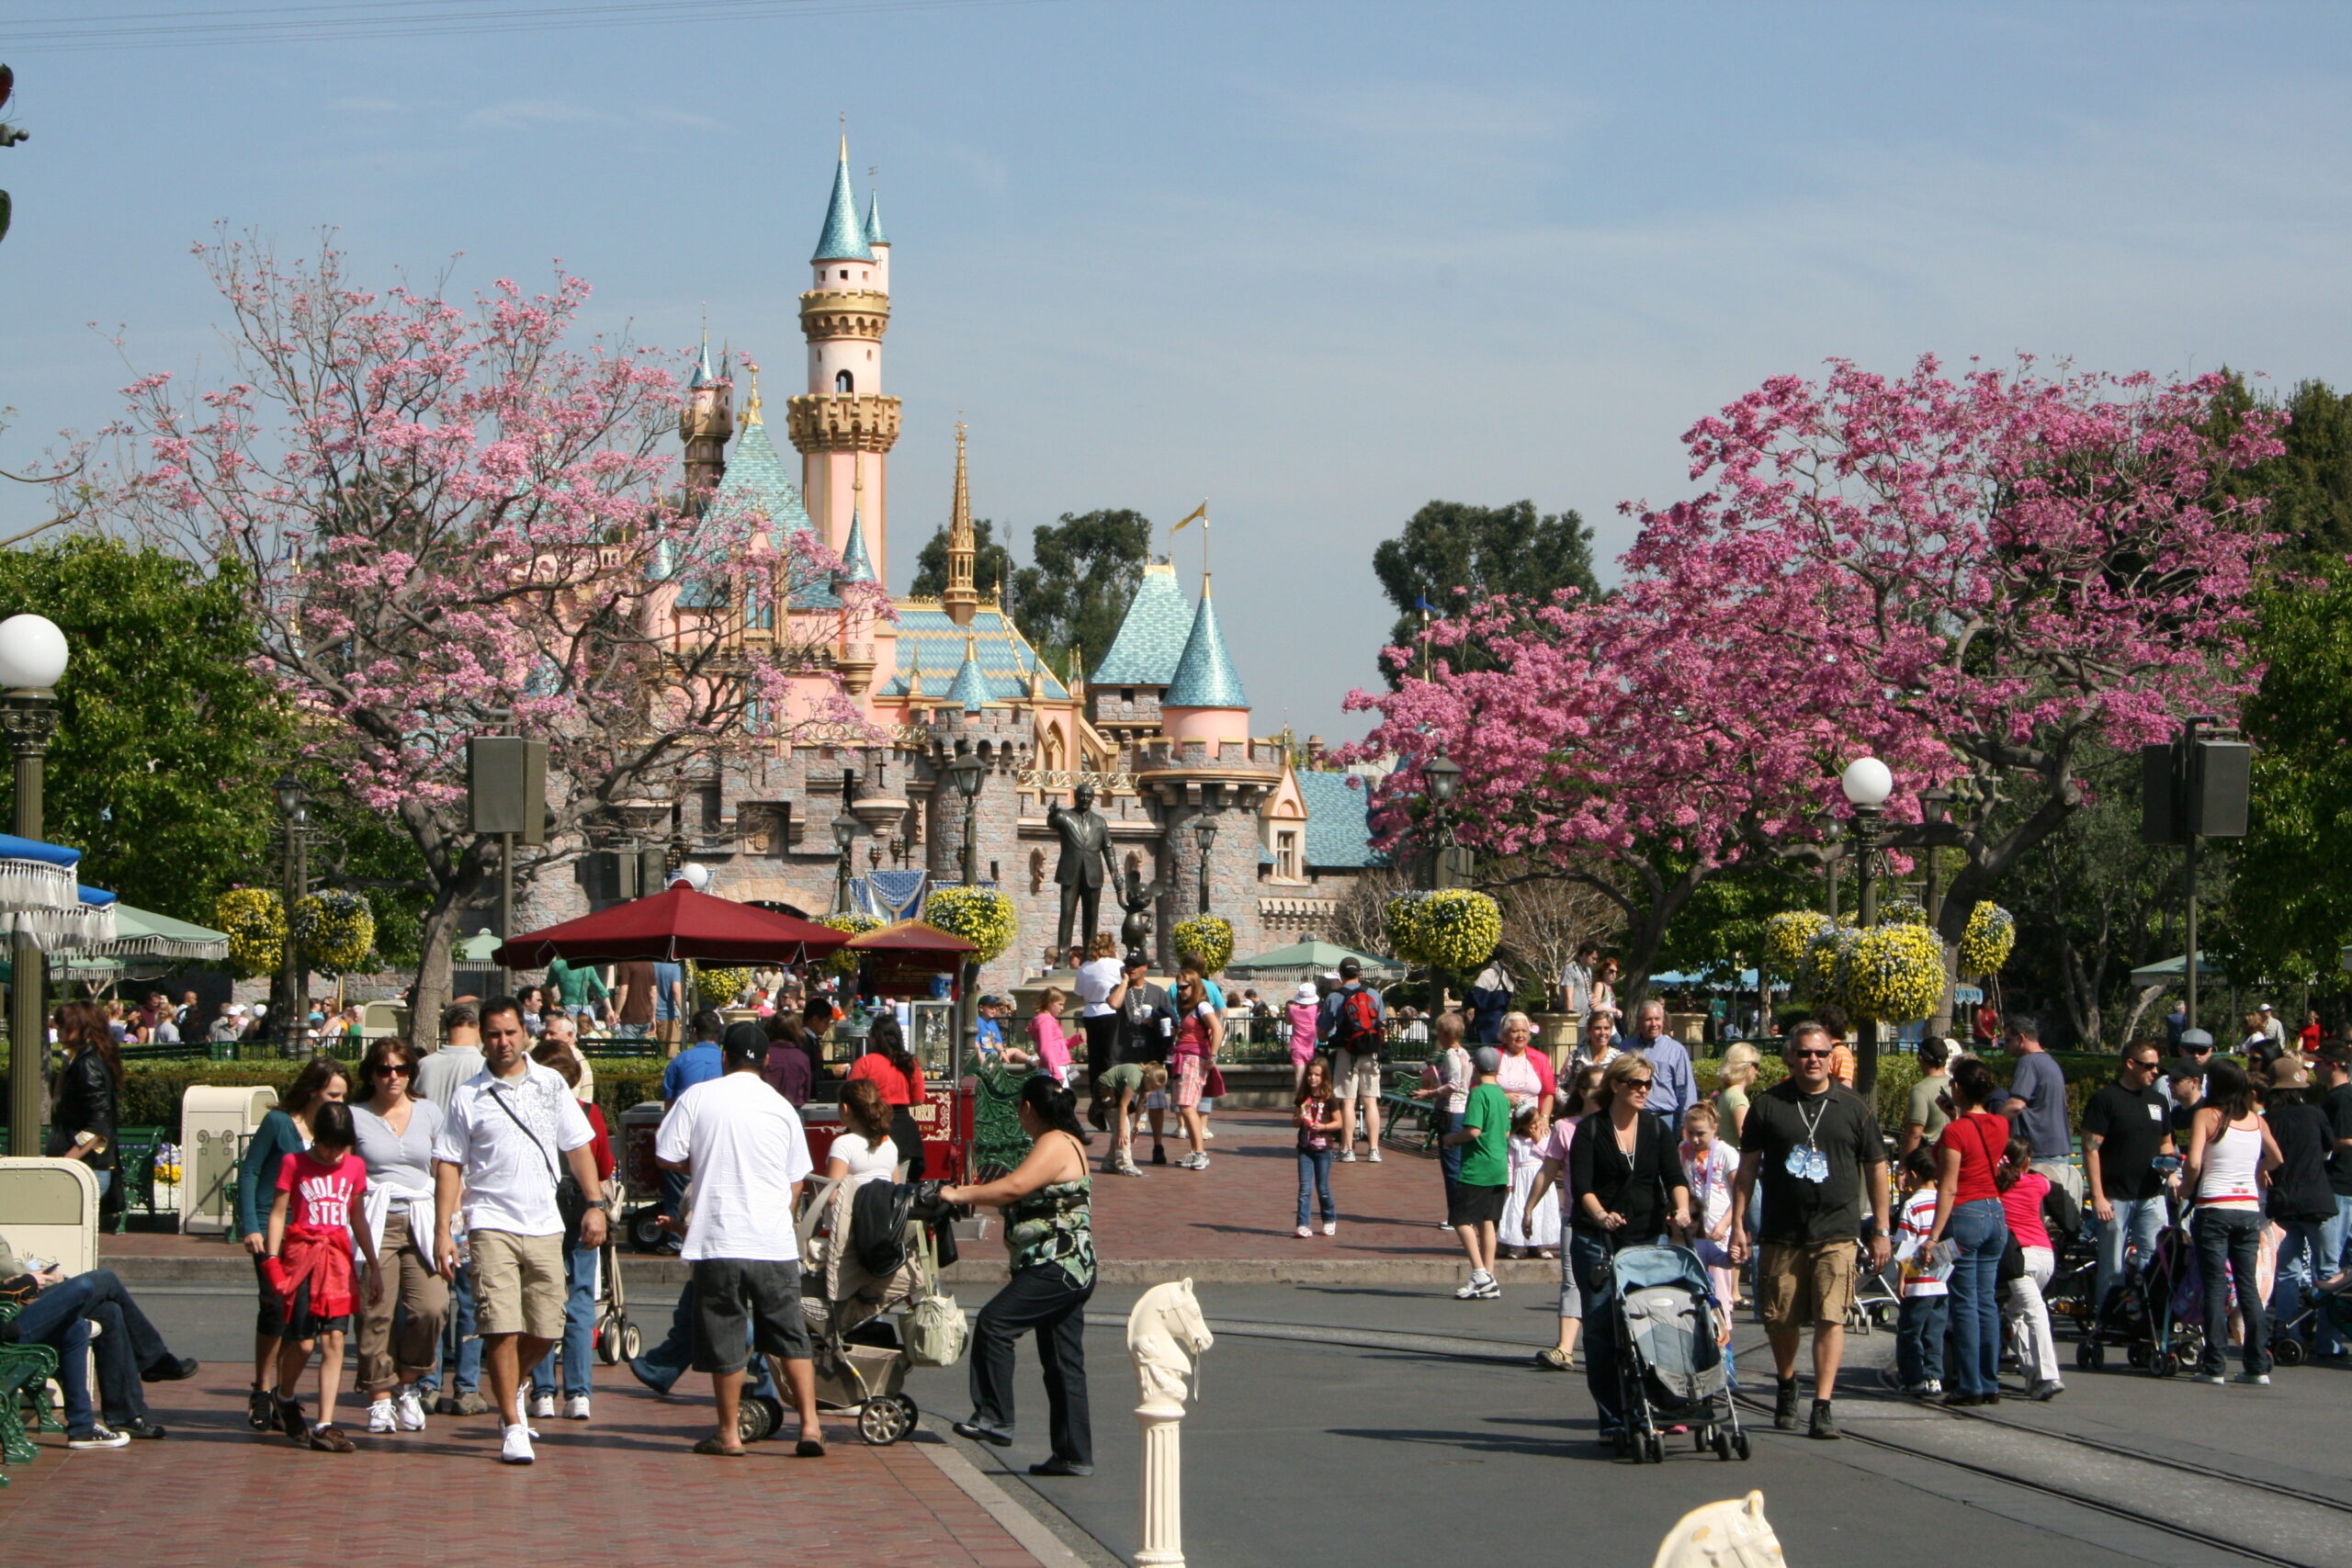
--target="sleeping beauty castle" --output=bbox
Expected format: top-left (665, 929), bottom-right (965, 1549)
top-left (537, 141), bottom-right (1380, 992)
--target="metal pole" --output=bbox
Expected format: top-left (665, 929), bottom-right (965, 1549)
top-left (2183, 716), bottom-right (2201, 1032)
top-left (6, 696), bottom-right (54, 1156)
top-left (498, 829), bottom-right (515, 999)
top-left (1855, 805), bottom-right (1880, 1094)
top-left (958, 792), bottom-right (978, 1089)
top-left (279, 810), bottom-right (303, 1056)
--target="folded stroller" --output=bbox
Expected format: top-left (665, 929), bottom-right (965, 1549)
top-left (1606, 1243), bottom-right (1749, 1464)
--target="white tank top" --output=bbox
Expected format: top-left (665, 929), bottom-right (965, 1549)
top-left (2196, 1120), bottom-right (2261, 1209)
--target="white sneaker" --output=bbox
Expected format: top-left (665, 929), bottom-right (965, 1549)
top-left (530, 1389), bottom-right (557, 1420)
top-left (394, 1388), bottom-right (427, 1431)
top-left (1322, 1221), bottom-right (1338, 1236)
top-left (565, 1394), bottom-right (592, 1420)
top-left (1366, 1149), bottom-right (1383, 1163)
top-left (2234, 1371), bottom-right (2272, 1387)
top-left (1295, 1225), bottom-right (1314, 1238)
top-left (367, 1397), bottom-right (397, 1434)
top-left (500, 1423), bottom-right (536, 1465)
top-left (1453, 1280), bottom-right (1485, 1300)
top-left (1201, 1126), bottom-right (1216, 1140)
top-left (1339, 1150), bottom-right (1357, 1163)
top-left (67, 1426), bottom-right (130, 1449)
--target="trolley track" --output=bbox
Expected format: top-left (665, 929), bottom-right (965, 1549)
top-left (1947, 1399), bottom-right (2352, 1520)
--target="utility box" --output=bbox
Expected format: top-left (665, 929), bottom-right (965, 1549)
top-left (179, 1084), bottom-right (278, 1235)
top-left (0, 1157), bottom-right (100, 1276)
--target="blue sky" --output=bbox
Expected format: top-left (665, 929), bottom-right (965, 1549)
top-left (4, 1), bottom-right (2349, 739)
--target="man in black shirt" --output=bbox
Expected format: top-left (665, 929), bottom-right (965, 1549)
top-left (2304, 1043), bottom-right (2351, 1358)
top-left (2080, 1040), bottom-right (2177, 1313)
top-left (1108, 955), bottom-right (1175, 1168)
top-left (1729, 1021), bottom-right (1890, 1441)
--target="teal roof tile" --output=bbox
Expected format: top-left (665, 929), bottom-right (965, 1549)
top-left (1297, 772), bottom-right (1386, 868)
top-left (813, 145), bottom-right (875, 263)
top-left (1163, 582), bottom-right (1249, 709)
top-left (889, 608), bottom-right (1069, 704)
top-left (1089, 562), bottom-right (1189, 686)
top-left (706, 420), bottom-right (838, 609)
top-left (865, 189), bottom-right (889, 247)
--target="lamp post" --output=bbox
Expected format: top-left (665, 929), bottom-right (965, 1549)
top-left (0, 613), bottom-right (66, 1156)
top-left (831, 769), bottom-right (861, 918)
top-left (276, 772), bottom-right (311, 1057)
top-left (946, 746), bottom-right (987, 1085)
top-left (1193, 816), bottom-right (1217, 917)
top-left (1840, 756), bottom-right (1893, 1094)
top-left (1422, 747), bottom-right (1461, 891)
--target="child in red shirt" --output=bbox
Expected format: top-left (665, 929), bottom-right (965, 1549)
top-left (264, 1100), bottom-right (381, 1451)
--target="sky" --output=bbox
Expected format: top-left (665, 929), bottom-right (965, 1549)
top-left (4, 0), bottom-right (2352, 740)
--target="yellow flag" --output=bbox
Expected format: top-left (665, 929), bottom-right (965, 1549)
top-left (1171, 501), bottom-right (1207, 531)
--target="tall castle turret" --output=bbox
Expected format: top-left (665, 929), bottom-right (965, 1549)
top-left (788, 137), bottom-right (900, 581)
top-left (943, 423), bottom-right (978, 626)
top-left (678, 331), bottom-right (732, 512)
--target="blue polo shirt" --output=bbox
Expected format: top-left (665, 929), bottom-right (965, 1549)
top-left (661, 1042), bottom-right (724, 1101)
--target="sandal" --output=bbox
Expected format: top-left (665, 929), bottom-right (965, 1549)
top-left (693, 1436), bottom-right (748, 1457)
top-left (795, 1436), bottom-right (827, 1458)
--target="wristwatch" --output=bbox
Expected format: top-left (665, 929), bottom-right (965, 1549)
top-left (588, 1197), bottom-right (613, 1212)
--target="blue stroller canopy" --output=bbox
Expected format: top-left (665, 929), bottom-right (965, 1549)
top-left (1611, 1243), bottom-right (1713, 1294)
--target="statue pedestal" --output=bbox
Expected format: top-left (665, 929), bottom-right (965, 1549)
top-left (1134, 1404), bottom-right (1186, 1568)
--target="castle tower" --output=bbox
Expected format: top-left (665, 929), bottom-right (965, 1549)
top-left (942, 423), bottom-right (978, 626)
top-left (789, 137), bottom-right (900, 580)
top-left (678, 330), bottom-right (732, 513)
top-left (1159, 574), bottom-right (1250, 744)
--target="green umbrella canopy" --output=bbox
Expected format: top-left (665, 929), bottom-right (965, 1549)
top-left (1226, 938), bottom-right (1401, 976)
top-left (456, 929), bottom-right (503, 964)
top-left (79, 902), bottom-right (232, 964)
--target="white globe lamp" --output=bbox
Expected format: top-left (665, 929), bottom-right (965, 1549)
top-left (669, 862), bottom-right (713, 893)
top-left (1839, 756), bottom-right (1894, 810)
top-left (0, 615), bottom-right (70, 692)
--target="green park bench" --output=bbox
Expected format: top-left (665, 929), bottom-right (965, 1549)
top-left (1378, 1063), bottom-right (1438, 1152)
top-left (108, 1125), bottom-right (167, 1233)
top-left (0, 1301), bottom-right (62, 1483)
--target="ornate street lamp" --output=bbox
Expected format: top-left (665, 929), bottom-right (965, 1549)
top-left (1840, 756), bottom-right (1894, 1092)
top-left (831, 768), bottom-right (861, 917)
top-left (1193, 815), bottom-right (1218, 916)
top-left (0, 613), bottom-right (66, 1153)
top-left (276, 772), bottom-right (310, 1056)
top-left (1422, 745), bottom-right (1463, 890)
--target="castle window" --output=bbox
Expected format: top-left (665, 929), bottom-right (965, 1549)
top-left (839, 269), bottom-right (849, 280)
top-left (835, 370), bottom-right (854, 393)
top-left (1275, 829), bottom-right (1300, 881)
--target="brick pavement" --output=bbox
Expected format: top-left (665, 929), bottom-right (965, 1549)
top-left (0, 1368), bottom-right (1051, 1565)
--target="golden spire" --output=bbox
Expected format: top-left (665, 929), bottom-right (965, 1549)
top-left (742, 365), bottom-right (763, 426)
top-left (944, 420), bottom-right (978, 626)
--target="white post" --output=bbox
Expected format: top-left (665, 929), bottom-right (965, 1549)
top-left (1126, 1280), bottom-right (1212, 1568)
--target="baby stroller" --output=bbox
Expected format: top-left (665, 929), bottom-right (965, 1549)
top-left (1606, 1243), bottom-right (1750, 1464)
top-left (1846, 1242), bottom-right (1901, 1336)
top-left (592, 1176), bottom-right (644, 1367)
top-left (2075, 1180), bottom-right (2202, 1378)
top-left (2269, 1269), bottom-right (2352, 1366)
top-left (735, 1175), bottom-right (956, 1446)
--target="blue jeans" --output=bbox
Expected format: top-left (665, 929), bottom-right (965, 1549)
top-left (1432, 1108), bottom-right (1464, 1188)
top-left (2194, 1207), bottom-right (2269, 1378)
top-left (14, 1269), bottom-right (172, 1435)
top-left (1296, 1148), bottom-right (1336, 1228)
top-left (531, 1241), bottom-right (599, 1399)
top-left (1944, 1199), bottom-right (2008, 1397)
top-left (1896, 1294), bottom-right (1949, 1387)
top-left (418, 1261), bottom-right (481, 1395)
top-left (2093, 1195), bottom-right (2167, 1315)
top-left (632, 1281), bottom-right (775, 1398)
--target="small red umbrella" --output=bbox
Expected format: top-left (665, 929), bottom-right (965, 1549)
top-left (493, 885), bottom-right (852, 968)
top-left (842, 919), bottom-right (978, 991)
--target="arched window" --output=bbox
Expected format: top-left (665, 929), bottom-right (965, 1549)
top-left (835, 369), bottom-right (854, 394)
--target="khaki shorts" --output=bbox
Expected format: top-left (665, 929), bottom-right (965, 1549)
top-left (1333, 1051), bottom-right (1383, 1100)
top-left (470, 1228), bottom-right (567, 1339)
top-left (1758, 1238), bottom-right (1859, 1331)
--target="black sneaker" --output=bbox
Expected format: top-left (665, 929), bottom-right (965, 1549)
top-left (1773, 1380), bottom-right (1800, 1430)
top-left (277, 1396), bottom-right (308, 1444)
top-left (246, 1386), bottom-right (277, 1432)
top-left (1808, 1400), bottom-right (1839, 1440)
top-left (142, 1356), bottom-right (199, 1383)
top-left (1150, 1145), bottom-right (1167, 1166)
top-left (112, 1418), bottom-right (169, 1439)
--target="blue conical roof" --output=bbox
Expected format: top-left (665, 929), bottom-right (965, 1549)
top-left (1090, 561), bottom-right (1190, 686)
top-left (865, 188), bottom-right (889, 247)
top-left (1163, 578), bottom-right (1249, 709)
top-left (689, 332), bottom-right (718, 388)
top-left (713, 421), bottom-right (812, 537)
top-left (947, 636), bottom-right (992, 712)
top-left (841, 503), bottom-right (876, 583)
top-left (813, 141), bottom-right (875, 263)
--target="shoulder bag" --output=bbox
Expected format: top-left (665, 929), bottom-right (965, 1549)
top-left (485, 1080), bottom-right (591, 1249)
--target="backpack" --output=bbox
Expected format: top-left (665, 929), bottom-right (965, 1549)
top-left (1330, 987), bottom-right (1382, 1055)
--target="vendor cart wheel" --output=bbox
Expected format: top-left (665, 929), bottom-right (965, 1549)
top-left (596, 1319), bottom-right (623, 1366)
top-left (2154, 1349), bottom-right (2181, 1379)
top-left (1713, 1428), bottom-right (1734, 1461)
top-left (620, 1323), bottom-right (643, 1361)
top-left (1734, 1429), bottom-right (1752, 1461)
top-left (629, 1213), bottom-right (667, 1251)
top-left (2272, 1337), bottom-right (2306, 1368)
top-left (859, 1396), bottom-right (913, 1446)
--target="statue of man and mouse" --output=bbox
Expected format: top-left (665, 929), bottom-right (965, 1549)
top-left (1046, 782), bottom-right (1120, 958)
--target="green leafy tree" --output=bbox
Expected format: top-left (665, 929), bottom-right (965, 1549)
top-left (2226, 378), bottom-right (2352, 572)
top-left (1370, 500), bottom-right (1600, 685)
top-left (908, 517), bottom-right (1014, 605)
top-left (1009, 509), bottom-right (1151, 682)
top-left (0, 536), bottom-right (289, 922)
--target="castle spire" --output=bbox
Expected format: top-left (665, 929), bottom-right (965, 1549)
top-left (813, 133), bottom-right (876, 264)
top-left (943, 422), bottom-right (978, 626)
top-left (947, 631), bottom-right (991, 714)
top-left (842, 451), bottom-right (876, 583)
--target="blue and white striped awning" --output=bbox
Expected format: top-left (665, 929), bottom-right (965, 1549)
top-left (0, 833), bottom-right (119, 951)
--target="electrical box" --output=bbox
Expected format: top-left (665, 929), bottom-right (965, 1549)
top-left (468, 736), bottom-right (548, 844)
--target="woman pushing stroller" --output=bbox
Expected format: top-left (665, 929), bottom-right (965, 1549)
top-left (1567, 1055), bottom-right (1691, 1443)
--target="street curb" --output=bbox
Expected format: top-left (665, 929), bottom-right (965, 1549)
top-left (915, 1434), bottom-right (1111, 1568)
top-left (100, 1253), bottom-right (1565, 1287)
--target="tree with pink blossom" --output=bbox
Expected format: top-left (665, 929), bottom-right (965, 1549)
top-left (1351, 356), bottom-right (2280, 1055)
top-left (99, 233), bottom-right (886, 1028)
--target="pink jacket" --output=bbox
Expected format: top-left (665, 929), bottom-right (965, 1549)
top-left (1029, 1011), bottom-right (1071, 1074)
top-left (1287, 1000), bottom-right (1320, 1056)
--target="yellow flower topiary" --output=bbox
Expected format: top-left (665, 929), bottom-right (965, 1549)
top-left (1172, 915), bottom-right (1234, 974)
top-left (1958, 901), bottom-right (2015, 978)
top-left (925, 886), bottom-right (1017, 964)
top-left (1846, 922), bottom-right (1948, 1023)
top-left (217, 887), bottom-right (286, 979)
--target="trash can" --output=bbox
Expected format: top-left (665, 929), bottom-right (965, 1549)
top-left (179, 1084), bottom-right (279, 1235)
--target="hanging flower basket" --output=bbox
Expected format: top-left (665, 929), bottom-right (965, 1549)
top-left (820, 912), bottom-right (883, 975)
top-left (1762, 910), bottom-right (1833, 977)
top-left (1801, 922), bottom-right (1858, 1010)
top-left (696, 965), bottom-right (754, 1007)
top-left (925, 886), bottom-right (1017, 964)
top-left (1172, 915), bottom-right (1233, 974)
top-left (1882, 894), bottom-right (1929, 928)
top-left (1959, 901), bottom-right (2016, 978)
top-left (216, 887), bottom-right (286, 980)
top-left (293, 889), bottom-right (376, 976)
top-left (1386, 887), bottom-right (1500, 971)
top-left (1846, 922), bottom-right (1948, 1023)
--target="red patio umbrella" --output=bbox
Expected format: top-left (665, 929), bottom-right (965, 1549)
top-left (493, 885), bottom-right (852, 968)
top-left (842, 919), bottom-right (978, 992)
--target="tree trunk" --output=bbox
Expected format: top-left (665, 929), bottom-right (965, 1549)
top-left (408, 889), bottom-right (468, 1049)
top-left (2118, 985), bottom-right (2165, 1047)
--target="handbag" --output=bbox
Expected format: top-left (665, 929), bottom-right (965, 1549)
top-left (901, 1227), bottom-right (967, 1368)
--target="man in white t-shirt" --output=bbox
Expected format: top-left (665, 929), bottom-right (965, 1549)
top-left (1072, 933), bottom-right (1127, 1129)
top-left (656, 1026), bottom-right (823, 1457)
top-left (433, 997), bottom-right (607, 1466)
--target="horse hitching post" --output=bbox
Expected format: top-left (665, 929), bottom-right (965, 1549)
top-left (1126, 1279), bottom-right (1213, 1568)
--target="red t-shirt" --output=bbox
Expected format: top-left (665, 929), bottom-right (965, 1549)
top-left (848, 1052), bottom-right (925, 1107)
top-left (582, 1103), bottom-right (616, 1183)
top-left (1937, 1111), bottom-right (2010, 1204)
top-left (277, 1147), bottom-right (367, 1235)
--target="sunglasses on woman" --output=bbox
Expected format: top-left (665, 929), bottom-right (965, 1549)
top-left (1625, 1077), bottom-right (1655, 1091)
top-left (374, 1062), bottom-right (414, 1077)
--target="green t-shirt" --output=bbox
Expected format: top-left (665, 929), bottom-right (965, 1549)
top-left (1905, 1072), bottom-right (1951, 1139)
top-left (547, 957), bottom-right (608, 1010)
top-left (1458, 1081), bottom-right (1511, 1188)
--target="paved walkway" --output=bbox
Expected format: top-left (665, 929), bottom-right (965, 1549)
top-left (0, 1368), bottom-right (1056, 1566)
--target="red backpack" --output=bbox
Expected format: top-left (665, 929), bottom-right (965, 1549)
top-left (1330, 987), bottom-right (1382, 1055)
